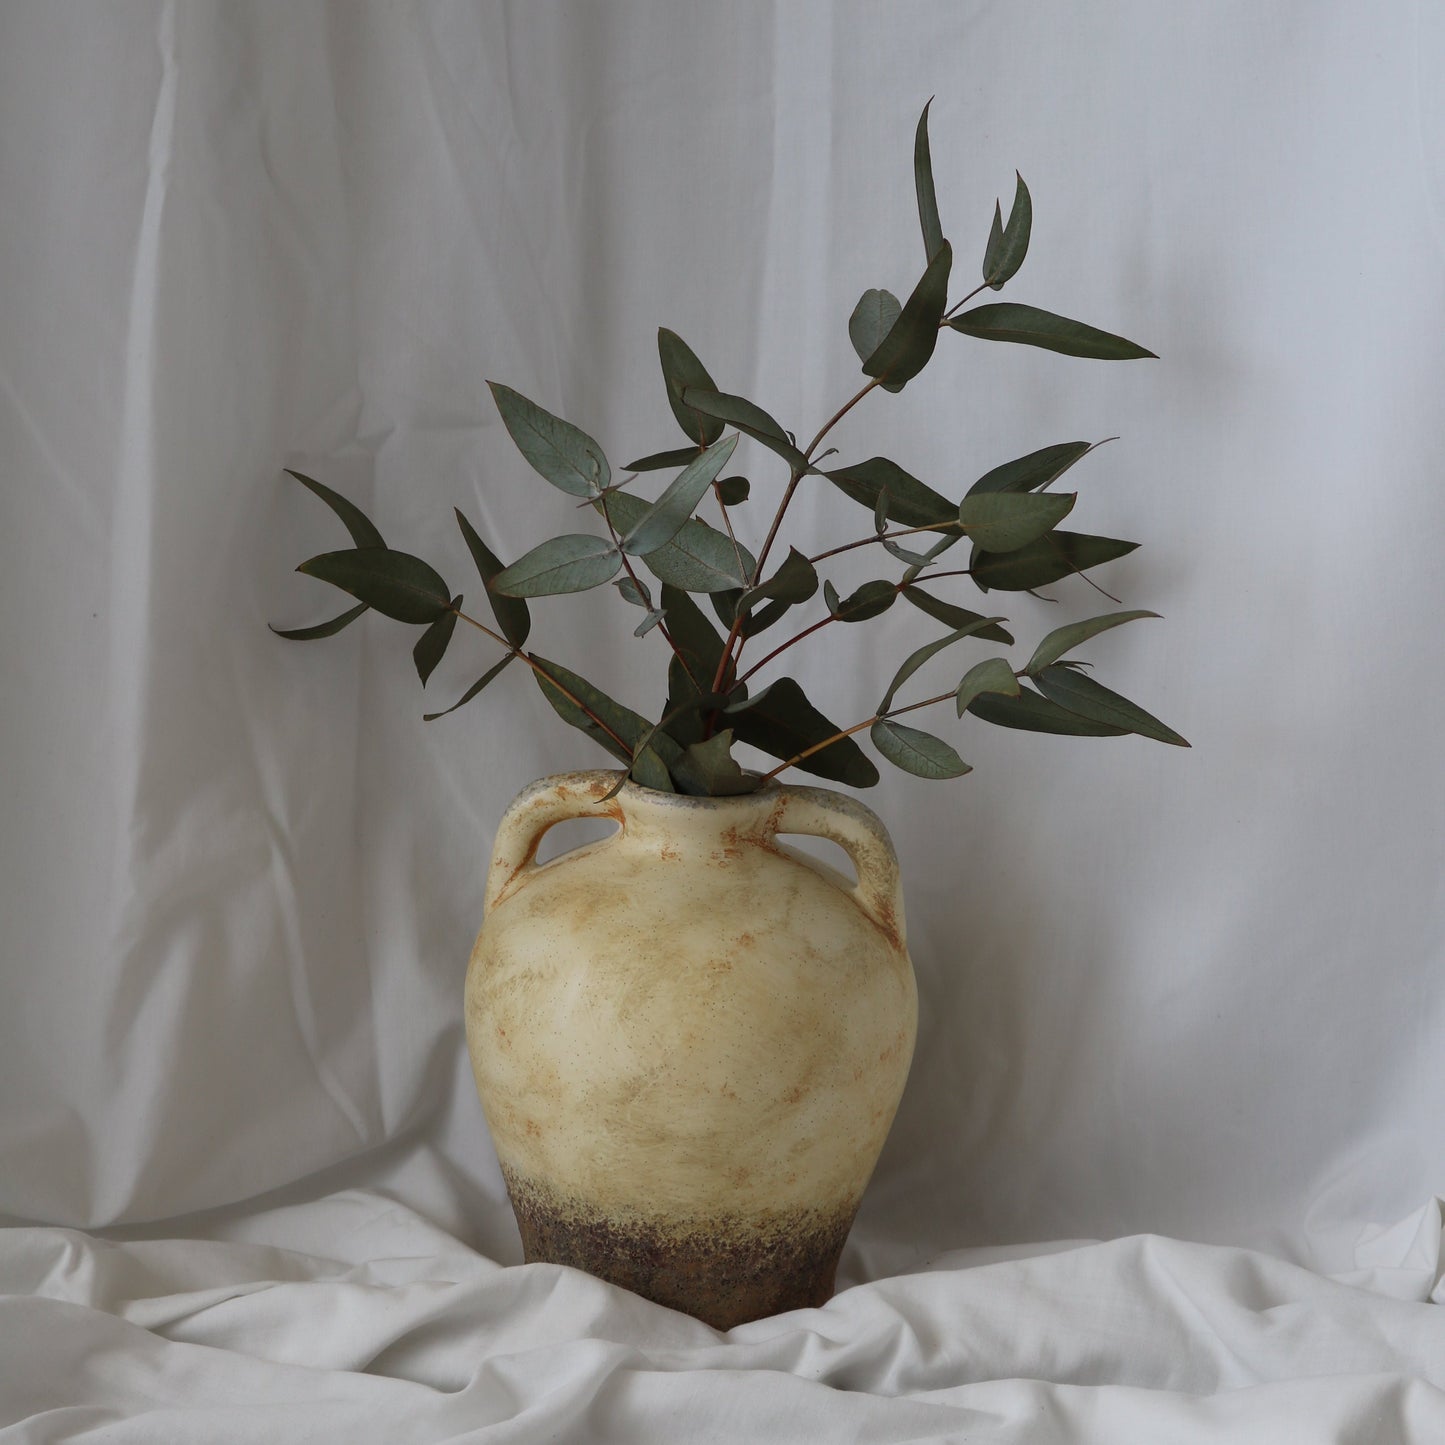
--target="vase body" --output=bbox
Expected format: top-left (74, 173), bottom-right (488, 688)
top-left (465, 770), bottom-right (917, 1329)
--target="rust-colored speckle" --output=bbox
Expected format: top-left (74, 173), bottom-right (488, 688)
top-left (737, 931), bottom-right (755, 949)
top-left (782, 1082), bottom-right (808, 1106)
top-left (524, 1119), bottom-right (542, 1138)
top-left (659, 843), bottom-right (680, 861)
top-left (503, 1167), bottom-right (857, 1329)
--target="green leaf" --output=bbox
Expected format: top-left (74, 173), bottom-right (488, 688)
top-left (270, 603), bottom-right (370, 642)
top-left (671, 729), bottom-right (760, 797)
top-left (740, 547), bottom-right (817, 612)
top-left (619, 434), bottom-right (738, 556)
top-left (862, 240), bottom-right (952, 388)
top-left (848, 289), bottom-right (902, 376)
top-left (491, 534), bottom-right (622, 597)
top-left (956, 490), bottom-right (1076, 552)
top-left (870, 719), bottom-right (970, 779)
top-left (297, 549), bottom-right (452, 624)
top-left (284, 470), bottom-right (385, 549)
top-left (1025, 610), bottom-right (1161, 676)
top-left (661, 584), bottom-right (727, 685)
top-left (601, 491), bottom-right (754, 592)
top-left (880, 618), bottom-right (1007, 713)
top-left (658, 329), bottom-right (724, 447)
top-left (487, 381), bottom-right (611, 496)
top-left (730, 677), bottom-right (879, 787)
top-left (1034, 665), bottom-right (1188, 746)
top-left (901, 586), bottom-right (1013, 643)
top-left (413, 597), bottom-right (461, 685)
top-left (530, 655), bottom-right (680, 782)
top-left (625, 446), bottom-right (702, 472)
top-left (970, 531), bottom-right (1138, 592)
top-left (680, 387), bottom-right (808, 472)
top-left (948, 304), bottom-right (1156, 360)
top-left (966, 441), bottom-right (1091, 496)
top-left (716, 476), bottom-right (750, 506)
top-left (826, 578), bottom-right (898, 623)
top-left (423, 651), bottom-right (516, 721)
top-left (634, 608), bottom-right (667, 638)
top-left (913, 99), bottom-right (946, 264)
top-left (967, 684), bottom-right (1130, 736)
top-left (823, 457), bottom-right (956, 530)
top-left (982, 172), bottom-right (1031, 289)
top-left (615, 575), bottom-right (653, 609)
top-left (455, 509), bottom-right (531, 648)
top-left (954, 657), bottom-right (1020, 717)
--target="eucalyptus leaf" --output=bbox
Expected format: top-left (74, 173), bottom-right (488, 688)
top-left (625, 446), bottom-right (701, 472)
top-left (966, 441), bottom-right (1091, 497)
top-left (284, 470), bottom-right (385, 549)
top-left (658, 329), bottom-right (724, 447)
top-left (616, 575), bottom-right (653, 609)
top-left (680, 387), bottom-right (808, 472)
top-left (970, 531), bottom-right (1139, 592)
top-left (956, 490), bottom-right (1075, 552)
top-left (870, 719), bottom-right (970, 779)
top-left (982, 172), bottom-right (1031, 289)
top-left (882, 537), bottom-right (935, 567)
top-left (901, 587), bottom-right (1013, 643)
top-left (423, 651), bottom-right (516, 721)
top-left (948, 304), bottom-right (1156, 360)
top-left (741, 547), bottom-right (818, 612)
top-left (1034, 665), bottom-right (1188, 746)
top-left (827, 578), bottom-right (898, 622)
top-left (601, 490), bottom-right (754, 592)
top-left (297, 549), bottom-right (452, 624)
top-left (661, 584), bottom-right (727, 685)
top-left (270, 603), bottom-right (369, 642)
top-left (823, 457), bottom-right (956, 530)
top-left (913, 99), bottom-right (946, 264)
top-left (717, 476), bottom-right (750, 506)
top-left (487, 381), bottom-right (611, 496)
top-left (730, 677), bottom-right (879, 787)
top-left (530, 655), bottom-right (681, 781)
top-left (954, 657), bottom-right (1020, 717)
top-left (880, 618), bottom-right (1007, 713)
top-left (634, 608), bottom-right (667, 638)
top-left (413, 598), bottom-right (461, 686)
top-left (874, 487), bottom-right (891, 537)
top-left (862, 240), bottom-right (952, 388)
top-left (671, 730), bottom-right (759, 797)
top-left (1025, 610), bottom-right (1161, 675)
top-left (899, 530), bottom-right (963, 583)
top-left (620, 434), bottom-right (738, 556)
top-left (967, 684), bottom-right (1130, 736)
top-left (848, 289), bottom-right (902, 373)
top-left (455, 508), bottom-right (531, 647)
top-left (491, 534), bottom-right (622, 597)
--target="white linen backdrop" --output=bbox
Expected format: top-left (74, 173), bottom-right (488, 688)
top-left (2, 1), bottom-right (1442, 1439)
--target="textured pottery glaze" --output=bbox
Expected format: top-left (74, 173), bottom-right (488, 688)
top-left (465, 769), bottom-right (917, 1328)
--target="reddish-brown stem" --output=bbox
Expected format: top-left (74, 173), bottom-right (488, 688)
top-left (597, 488), bottom-right (705, 693)
top-left (452, 607), bottom-right (635, 759)
top-left (756, 684), bottom-right (962, 784)
top-left (807, 522), bottom-right (963, 566)
top-left (734, 611), bottom-right (841, 686)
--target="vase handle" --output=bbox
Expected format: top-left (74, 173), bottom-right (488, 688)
top-left (484, 770), bottom-right (626, 913)
top-left (770, 786), bottom-right (907, 948)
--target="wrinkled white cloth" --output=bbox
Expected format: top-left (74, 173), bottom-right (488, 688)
top-left (2, 1190), bottom-right (1443, 1443)
top-left (3, 0), bottom-right (1445, 1438)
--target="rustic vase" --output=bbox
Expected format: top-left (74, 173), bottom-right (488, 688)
top-left (464, 769), bottom-right (917, 1329)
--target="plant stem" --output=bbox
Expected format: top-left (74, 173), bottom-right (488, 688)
top-left (451, 607), bottom-right (635, 760)
top-left (807, 522), bottom-right (962, 566)
top-left (596, 488), bottom-right (705, 693)
top-left (734, 611), bottom-right (843, 686)
top-left (755, 684), bottom-right (962, 784)
top-left (942, 280), bottom-right (990, 323)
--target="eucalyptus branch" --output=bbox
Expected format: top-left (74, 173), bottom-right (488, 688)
top-left (734, 611), bottom-right (843, 686)
top-left (942, 279), bottom-right (991, 323)
top-left (808, 522), bottom-right (962, 566)
top-left (755, 684), bottom-right (965, 785)
top-left (452, 607), bottom-right (635, 759)
top-left (596, 487), bottom-right (705, 692)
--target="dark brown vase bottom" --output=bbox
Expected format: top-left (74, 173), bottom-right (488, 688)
top-left (502, 1168), bottom-right (857, 1330)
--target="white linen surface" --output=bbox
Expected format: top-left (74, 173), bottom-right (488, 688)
top-left (2, 1), bottom-right (1443, 1438)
